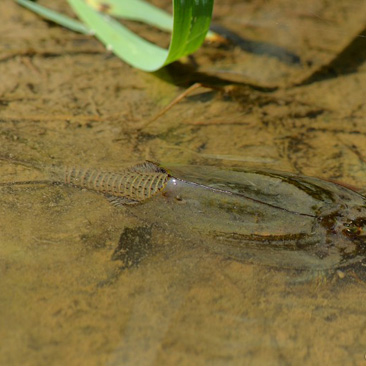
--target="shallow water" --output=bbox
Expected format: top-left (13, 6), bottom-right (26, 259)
top-left (1, 0), bottom-right (366, 365)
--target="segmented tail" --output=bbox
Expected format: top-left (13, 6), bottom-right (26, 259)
top-left (0, 156), bottom-right (168, 205)
top-left (63, 161), bottom-right (169, 203)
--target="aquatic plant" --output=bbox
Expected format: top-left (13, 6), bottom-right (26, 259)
top-left (16, 0), bottom-right (214, 71)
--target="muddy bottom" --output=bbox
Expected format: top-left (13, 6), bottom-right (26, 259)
top-left (1, 0), bottom-right (366, 365)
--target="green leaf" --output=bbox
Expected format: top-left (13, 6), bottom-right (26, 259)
top-left (68, 0), bottom-right (213, 71)
top-left (85, 0), bottom-right (173, 32)
top-left (16, 0), bottom-right (92, 35)
top-left (16, 0), bottom-right (214, 72)
top-left (85, 0), bottom-right (215, 40)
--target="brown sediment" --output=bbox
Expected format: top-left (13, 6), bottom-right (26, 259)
top-left (1, 0), bottom-right (366, 365)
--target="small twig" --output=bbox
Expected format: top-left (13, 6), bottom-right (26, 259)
top-left (20, 56), bottom-right (41, 74)
top-left (0, 48), bottom-right (105, 63)
top-left (0, 180), bottom-right (53, 187)
top-left (1, 113), bottom-right (120, 123)
top-left (141, 82), bottom-right (205, 129)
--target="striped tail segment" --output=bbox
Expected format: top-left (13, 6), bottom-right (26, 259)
top-left (63, 161), bottom-right (169, 203)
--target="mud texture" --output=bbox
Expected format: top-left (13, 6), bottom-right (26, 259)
top-left (1, 0), bottom-right (366, 365)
